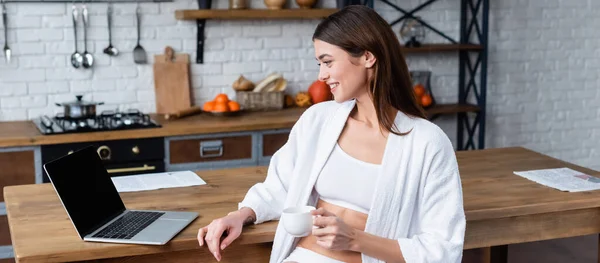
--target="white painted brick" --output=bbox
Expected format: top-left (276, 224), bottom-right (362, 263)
top-left (0, 69), bottom-right (45, 82)
top-left (17, 29), bottom-right (63, 42)
top-left (0, 109), bottom-right (27, 121)
top-left (111, 53), bottom-right (136, 66)
top-left (92, 91), bottom-right (137, 104)
top-left (264, 37), bottom-right (302, 49)
top-left (159, 1), bottom-right (197, 13)
top-left (205, 23), bottom-right (243, 38)
top-left (92, 79), bottom-right (117, 91)
top-left (204, 50), bottom-right (243, 63)
top-left (202, 75), bottom-right (239, 87)
top-left (1, 97), bottom-right (21, 108)
top-left (223, 62), bottom-right (262, 75)
top-left (243, 25), bottom-right (281, 37)
top-left (223, 38), bottom-right (262, 50)
top-left (20, 95), bottom-right (47, 108)
top-left (300, 59), bottom-right (319, 71)
top-left (70, 80), bottom-right (94, 93)
top-left (184, 38), bottom-right (223, 51)
top-left (242, 50), bottom-right (282, 61)
top-left (262, 60), bottom-right (293, 73)
top-left (18, 5), bottom-right (65, 15)
top-left (139, 39), bottom-right (182, 52)
top-left (28, 81), bottom-right (69, 95)
top-left (112, 15), bottom-right (136, 27)
top-left (107, 27), bottom-right (154, 40)
top-left (12, 43), bottom-right (44, 56)
top-left (282, 23), bottom-right (317, 36)
top-left (46, 68), bottom-right (92, 81)
top-left (93, 67), bottom-right (137, 79)
top-left (20, 56), bottom-right (66, 69)
top-left (28, 107), bottom-right (56, 119)
top-left (190, 64), bottom-right (223, 76)
top-left (42, 15), bottom-right (70, 28)
top-left (137, 90), bottom-right (155, 102)
top-left (0, 83), bottom-right (27, 96)
top-left (157, 27), bottom-right (195, 39)
top-left (8, 16), bottom-right (42, 28)
top-left (45, 42), bottom-right (76, 55)
top-left (142, 14), bottom-right (178, 26)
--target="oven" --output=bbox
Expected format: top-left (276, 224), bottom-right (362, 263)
top-left (41, 137), bottom-right (165, 183)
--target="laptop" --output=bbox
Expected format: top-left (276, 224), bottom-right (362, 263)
top-left (43, 146), bottom-right (198, 245)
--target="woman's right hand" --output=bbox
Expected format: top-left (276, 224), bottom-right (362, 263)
top-left (197, 208), bottom-right (255, 261)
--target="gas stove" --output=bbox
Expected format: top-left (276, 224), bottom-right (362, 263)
top-left (33, 109), bottom-right (161, 135)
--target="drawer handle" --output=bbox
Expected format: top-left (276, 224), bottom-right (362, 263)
top-left (200, 140), bottom-right (223, 158)
top-left (106, 164), bottom-right (156, 174)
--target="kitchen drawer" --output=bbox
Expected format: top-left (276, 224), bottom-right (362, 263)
top-left (169, 135), bottom-right (253, 164)
top-left (0, 150), bottom-right (35, 202)
top-left (0, 215), bottom-right (10, 246)
top-left (262, 131), bottom-right (290, 157)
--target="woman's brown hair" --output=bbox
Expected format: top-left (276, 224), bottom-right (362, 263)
top-left (312, 5), bottom-right (426, 135)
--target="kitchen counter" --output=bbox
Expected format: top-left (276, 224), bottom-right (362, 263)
top-left (0, 108), bottom-right (305, 148)
top-left (5, 147), bottom-right (600, 263)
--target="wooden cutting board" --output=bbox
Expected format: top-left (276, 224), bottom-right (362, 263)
top-left (153, 46), bottom-right (192, 114)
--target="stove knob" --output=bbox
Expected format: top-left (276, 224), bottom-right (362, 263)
top-left (132, 146), bottom-right (140, 155)
top-left (97, 146), bottom-right (111, 160)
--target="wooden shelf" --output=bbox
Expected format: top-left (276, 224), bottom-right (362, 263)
top-left (425, 103), bottom-right (480, 117)
top-left (402, 44), bottom-right (483, 53)
top-left (175, 8), bottom-right (339, 20)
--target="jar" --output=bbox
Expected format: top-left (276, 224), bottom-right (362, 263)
top-left (229, 0), bottom-right (247, 9)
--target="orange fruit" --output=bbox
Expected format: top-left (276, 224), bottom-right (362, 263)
top-left (203, 101), bottom-right (215, 111)
top-left (213, 101), bottom-right (230, 112)
top-left (421, 94), bottom-right (433, 107)
top-left (413, 84), bottom-right (426, 97)
top-left (228, 101), bottom-right (241, 111)
top-left (214, 93), bottom-right (229, 104)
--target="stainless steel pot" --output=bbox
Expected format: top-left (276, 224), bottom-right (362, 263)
top-left (55, 95), bottom-right (104, 119)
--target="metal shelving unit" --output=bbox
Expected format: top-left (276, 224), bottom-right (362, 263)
top-left (348, 0), bottom-right (490, 150)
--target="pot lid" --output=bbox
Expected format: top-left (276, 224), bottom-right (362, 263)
top-left (58, 95), bottom-right (104, 106)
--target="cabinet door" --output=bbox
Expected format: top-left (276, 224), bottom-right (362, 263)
top-left (0, 150), bottom-right (35, 202)
top-left (259, 130), bottom-right (290, 166)
top-left (0, 149), bottom-right (35, 250)
top-left (262, 132), bottom-right (290, 157)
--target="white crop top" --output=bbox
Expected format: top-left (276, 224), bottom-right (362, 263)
top-left (315, 143), bottom-right (381, 214)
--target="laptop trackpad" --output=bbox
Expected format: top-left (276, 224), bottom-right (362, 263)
top-left (131, 218), bottom-right (190, 244)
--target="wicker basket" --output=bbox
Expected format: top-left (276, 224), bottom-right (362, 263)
top-left (236, 91), bottom-right (284, 111)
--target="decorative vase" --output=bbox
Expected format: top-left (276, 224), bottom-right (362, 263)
top-left (296, 0), bottom-right (316, 9)
top-left (264, 0), bottom-right (286, 9)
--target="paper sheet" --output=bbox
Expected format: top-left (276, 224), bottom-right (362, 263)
top-left (514, 167), bottom-right (600, 192)
top-left (111, 170), bottom-right (206, 192)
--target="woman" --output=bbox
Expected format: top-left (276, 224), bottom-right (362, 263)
top-left (197, 5), bottom-right (465, 263)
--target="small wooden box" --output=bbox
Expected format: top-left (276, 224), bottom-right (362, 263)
top-left (236, 91), bottom-right (284, 111)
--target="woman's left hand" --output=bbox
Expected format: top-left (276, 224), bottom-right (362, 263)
top-left (311, 208), bottom-right (359, 251)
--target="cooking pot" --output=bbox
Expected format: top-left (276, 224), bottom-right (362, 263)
top-left (55, 95), bottom-right (104, 119)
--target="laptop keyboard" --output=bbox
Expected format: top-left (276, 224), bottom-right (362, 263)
top-left (92, 211), bottom-right (165, 239)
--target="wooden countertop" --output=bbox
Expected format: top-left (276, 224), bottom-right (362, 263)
top-left (0, 108), bottom-right (305, 148)
top-left (4, 147), bottom-right (600, 262)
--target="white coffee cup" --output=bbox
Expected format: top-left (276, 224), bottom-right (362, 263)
top-left (281, 206), bottom-right (316, 237)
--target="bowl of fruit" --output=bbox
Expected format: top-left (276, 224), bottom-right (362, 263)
top-left (202, 93), bottom-right (243, 117)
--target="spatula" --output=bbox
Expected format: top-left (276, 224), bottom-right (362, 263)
top-left (133, 3), bottom-right (146, 64)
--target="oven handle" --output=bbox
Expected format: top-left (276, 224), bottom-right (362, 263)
top-left (106, 164), bottom-right (156, 174)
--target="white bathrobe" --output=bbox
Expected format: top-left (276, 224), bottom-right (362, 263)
top-left (239, 99), bottom-right (466, 263)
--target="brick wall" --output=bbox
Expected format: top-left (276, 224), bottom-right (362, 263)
top-left (0, 0), bottom-right (597, 170)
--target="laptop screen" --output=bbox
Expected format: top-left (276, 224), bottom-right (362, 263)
top-left (43, 146), bottom-right (126, 238)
